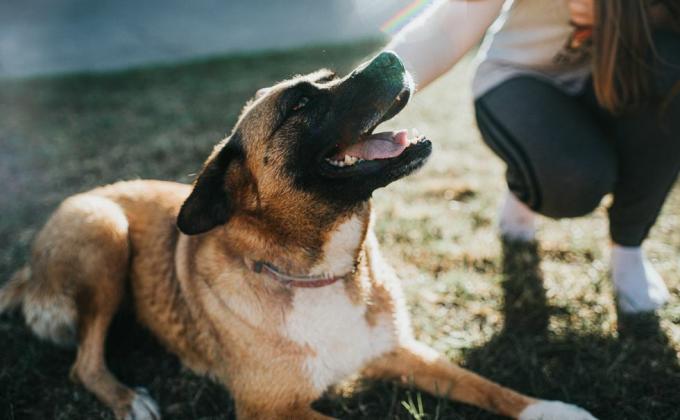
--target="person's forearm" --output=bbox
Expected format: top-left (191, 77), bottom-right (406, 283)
top-left (386, 0), bottom-right (505, 91)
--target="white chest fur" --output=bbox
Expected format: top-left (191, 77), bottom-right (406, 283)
top-left (280, 215), bottom-right (396, 391)
top-left (282, 283), bottom-right (396, 392)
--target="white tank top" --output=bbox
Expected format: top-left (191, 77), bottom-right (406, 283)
top-left (472, 0), bottom-right (593, 98)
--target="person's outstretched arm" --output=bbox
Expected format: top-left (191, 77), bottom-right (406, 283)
top-left (386, 0), bottom-right (505, 91)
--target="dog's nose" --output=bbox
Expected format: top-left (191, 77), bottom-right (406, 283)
top-left (368, 51), bottom-right (405, 73)
top-left (352, 51), bottom-right (406, 83)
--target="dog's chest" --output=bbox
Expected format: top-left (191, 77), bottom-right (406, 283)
top-left (281, 283), bottom-right (396, 392)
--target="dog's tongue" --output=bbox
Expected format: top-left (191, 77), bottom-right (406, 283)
top-left (335, 130), bottom-right (409, 160)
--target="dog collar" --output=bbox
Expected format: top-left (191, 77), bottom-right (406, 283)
top-left (248, 260), bottom-right (347, 288)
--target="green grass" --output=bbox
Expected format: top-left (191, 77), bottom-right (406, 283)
top-left (1, 41), bottom-right (679, 420)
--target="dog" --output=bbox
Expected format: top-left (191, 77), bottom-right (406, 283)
top-left (0, 51), bottom-right (596, 420)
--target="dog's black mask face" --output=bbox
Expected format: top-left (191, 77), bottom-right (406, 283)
top-left (177, 52), bottom-right (432, 235)
top-left (277, 51), bottom-right (432, 205)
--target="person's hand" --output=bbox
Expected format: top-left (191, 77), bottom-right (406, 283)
top-left (567, 0), bottom-right (594, 26)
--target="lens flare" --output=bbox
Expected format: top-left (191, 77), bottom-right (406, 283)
top-left (380, 0), bottom-right (434, 35)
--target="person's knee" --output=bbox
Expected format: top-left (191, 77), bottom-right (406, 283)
top-left (536, 163), bottom-right (616, 219)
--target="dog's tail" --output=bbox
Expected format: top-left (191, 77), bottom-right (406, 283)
top-left (1, 265), bottom-right (77, 347)
top-left (0, 266), bottom-right (31, 314)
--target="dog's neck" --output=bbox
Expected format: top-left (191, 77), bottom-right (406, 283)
top-left (305, 212), bottom-right (368, 277)
top-left (219, 202), bottom-right (372, 281)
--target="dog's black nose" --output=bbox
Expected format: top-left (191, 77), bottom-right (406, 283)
top-left (372, 51), bottom-right (404, 71)
top-left (352, 51), bottom-right (407, 87)
top-left (351, 51), bottom-right (406, 80)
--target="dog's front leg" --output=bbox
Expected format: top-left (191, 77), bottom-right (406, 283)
top-left (363, 340), bottom-right (596, 419)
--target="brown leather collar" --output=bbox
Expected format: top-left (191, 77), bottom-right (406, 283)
top-left (248, 260), bottom-right (347, 288)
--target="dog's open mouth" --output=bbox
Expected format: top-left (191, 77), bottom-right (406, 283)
top-left (326, 129), bottom-right (428, 165)
top-left (318, 89), bottom-right (432, 179)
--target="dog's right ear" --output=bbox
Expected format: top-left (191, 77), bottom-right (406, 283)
top-left (177, 141), bottom-right (241, 235)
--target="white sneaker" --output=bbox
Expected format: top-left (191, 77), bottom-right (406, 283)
top-left (612, 245), bottom-right (670, 313)
top-left (499, 190), bottom-right (536, 242)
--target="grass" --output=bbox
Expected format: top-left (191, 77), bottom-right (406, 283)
top-left (1, 41), bottom-right (679, 420)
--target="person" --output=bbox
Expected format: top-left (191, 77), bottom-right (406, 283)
top-left (386, 0), bottom-right (680, 313)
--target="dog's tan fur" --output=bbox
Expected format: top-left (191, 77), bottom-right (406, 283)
top-left (0, 68), bottom-right (575, 420)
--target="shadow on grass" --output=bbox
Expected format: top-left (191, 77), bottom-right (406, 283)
top-left (0, 307), bottom-right (237, 420)
top-left (453, 240), bottom-right (680, 420)
top-left (318, 241), bottom-right (680, 420)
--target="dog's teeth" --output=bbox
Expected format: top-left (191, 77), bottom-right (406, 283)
top-left (343, 155), bottom-right (359, 166)
top-left (412, 128), bottom-right (420, 138)
top-left (326, 155), bottom-right (361, 168)
top-left (326, 158), bottom-right (346, 167)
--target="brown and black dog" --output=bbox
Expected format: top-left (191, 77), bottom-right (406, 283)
top-left (0, 52), bottom-right (595, 420)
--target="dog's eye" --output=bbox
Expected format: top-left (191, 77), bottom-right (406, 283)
top-left (292, 96), bottom-right (309, 111)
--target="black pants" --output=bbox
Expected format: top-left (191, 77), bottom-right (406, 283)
top-left (475, 31), bottom-right (680, 246)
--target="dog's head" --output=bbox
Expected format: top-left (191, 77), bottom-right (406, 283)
top-left (177, 51), bottom-right (431, 236)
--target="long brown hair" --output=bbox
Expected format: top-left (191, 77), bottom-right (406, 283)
top-left (593, 0), bottom-right (680, 114)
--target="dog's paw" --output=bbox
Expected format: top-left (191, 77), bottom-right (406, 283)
top-left (519, 400), bottom-right (597, 420)
top-left (124, 387), bottom-right (161, 420)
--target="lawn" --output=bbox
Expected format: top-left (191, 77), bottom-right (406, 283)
top-left (0, 41), bottom-right (679, 420)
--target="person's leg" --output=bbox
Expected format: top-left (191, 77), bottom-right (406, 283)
top-left (590, 30), bottom-right (680, 312)
top-left (498, 188), bottom-right (537, 242)
top-left (604, 31), bottom-right (680, 247)
top-left (474, 76), bottom-right (617, 241)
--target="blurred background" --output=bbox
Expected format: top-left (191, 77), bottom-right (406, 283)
top-left (0, 0), bottom-right (411, 77)
top-left (1, 1), bottom-right (679, 419)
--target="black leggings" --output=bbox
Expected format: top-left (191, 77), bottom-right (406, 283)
top-left (475, 30), bottom-right (680, 246)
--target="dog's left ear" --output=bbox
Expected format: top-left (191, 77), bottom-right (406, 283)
top-left (177, 141), bottom-right (241, 235)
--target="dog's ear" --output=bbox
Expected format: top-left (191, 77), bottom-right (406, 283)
top-left (177, 141), bottom-right (241, 235)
